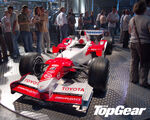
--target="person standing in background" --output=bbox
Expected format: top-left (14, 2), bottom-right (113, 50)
top-left (32, 7), bottom-right (43, 54)
top-left (83, 11), bottom-right (91, 30)
top-left (56, 7), bottom-right (68, 42)
top-left (0, 21), bottom-right (8, 63)
top-left (18, 5), bottom-right (33, 53)
top-left (122, 9), bottom-right (131, 48)
top-left (107, 6), bottom-right (119, 44)
top-left (96, 11), bottom-right (101, 29)
top-left (8, 6), bottom-right (20, 59)
top-left (40, 7), bottom-right (51, 53)
top-left (115, 10), bottom-right (120, 35)
top-left (78, 13), bottom-right (83, 30)
top-left (120, 10), bottom-right (126, 43)
top-left (90, 11), bottom-right (95, 29)
top-left (1, 10), bottom-right (14, 57)
top-left (99, 10), bottom-right (107, 28)
top-left (129, 1), bottom-right (150, 88)
top-left (67, 10), bottom-right (76, 36)
top-left (53, 10), bottom-right (60, 44)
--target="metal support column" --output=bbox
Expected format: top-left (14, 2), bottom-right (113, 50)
top-left (92, 0), bottom-right (94, 11)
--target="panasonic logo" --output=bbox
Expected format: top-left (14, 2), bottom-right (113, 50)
top-left (55, 96), bottom-right (81, 101)
top-left (94, 105), bottom-right (146, 117)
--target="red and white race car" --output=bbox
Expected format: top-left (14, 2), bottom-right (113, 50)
top-left (10, 30), bottom-right (110, 112)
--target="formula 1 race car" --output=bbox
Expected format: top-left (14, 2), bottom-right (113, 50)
top-left (10, 30), bottom-right (110, 112)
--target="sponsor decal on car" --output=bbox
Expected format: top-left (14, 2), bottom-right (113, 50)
top-left (55, 96), bottom-right (81, 101)
top-left (85, 30), bottom-right (104, 35)
top-left (51, 94), bottom-right (82, 104)
top-left (23, 79), bottom-right (39, 85)
top-left (43, 74), bottom-right (52, 79)
top-left (62, 87), bottom-right (84, 92)
top-left (52, 64), bottom-right (59, 67)
top-left (17, 86), bottom-right (38, 95)
top-left (94, 105), bottom-right (146, 117)
top-left (43, 71), bottom-right (53, 79)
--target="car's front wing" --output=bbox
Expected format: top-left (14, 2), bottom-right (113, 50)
top-left (10, 74), bottom-right (93, 112)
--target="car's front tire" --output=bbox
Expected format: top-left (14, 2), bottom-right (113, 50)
top-left (19, 52), bottom-right (44, 77)
top-left (88, 57), bottom-right (109, 92)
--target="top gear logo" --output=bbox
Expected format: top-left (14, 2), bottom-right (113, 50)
top-left (94, 105), bottom-right (146, 117)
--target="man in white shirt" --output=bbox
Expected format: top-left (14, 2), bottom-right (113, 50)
top-left (56, 7), bottom-right (68, 42)
top-left (122, 9), bottom-right (131, 48)
top-left (107, 6), bottom-right (119, 44)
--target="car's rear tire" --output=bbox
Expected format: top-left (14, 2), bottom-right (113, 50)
top-left (19, 52), bottom-right (44, 77)
top-left (88, 57), bottom-right (109, 92)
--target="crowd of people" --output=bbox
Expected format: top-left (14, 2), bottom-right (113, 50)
top-left (0, 5), bottom-right (52, 64)
top-left (0, 0), bottom-right (150, 88)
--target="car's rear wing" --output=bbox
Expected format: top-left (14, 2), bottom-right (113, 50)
top-left (76, 30), bottom-right (104, 36)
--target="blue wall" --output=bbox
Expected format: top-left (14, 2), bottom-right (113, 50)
top-left (130, 0), bottom-right (137, 5)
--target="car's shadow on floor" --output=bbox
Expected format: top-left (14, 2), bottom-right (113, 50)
top-left (14, 96), bottom-right (87, 118)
